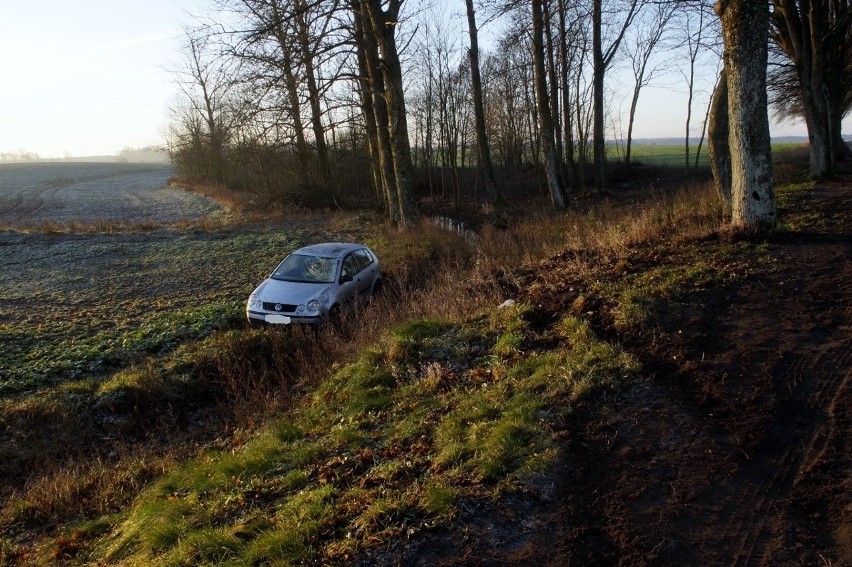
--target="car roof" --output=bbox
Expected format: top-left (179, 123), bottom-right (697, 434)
top-left (294, 242), bottom-right (366, 259)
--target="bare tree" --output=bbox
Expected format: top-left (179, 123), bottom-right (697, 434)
top-left (622, 1), bottom-right (675, 165)
top-left (556, 0), bottom-right (580, 189)
top-left (466, 0), bottom-right (501, 202)
top-left (411, 6), bottom-right (469, 203)
top-left (171, 27), bottom-right (238, 186)
top-left (212, 0), bottom-right (350, 188)
top-left (353, 1), bottom-right (399, 221)
top-left (292, 0), bottom-right (336, 180)
top-left (592, 0), bottom-right (643, 190)
top-left (716, 0), bottom-right (777, 229)
top-left (676, 0), bottom-right (720, 173)
top-left (359, 0), bottom-right (418, 226)
top-left (532, 0), bottom-right (566, 207)
top-left (484, 33), bottom-right (532, 172)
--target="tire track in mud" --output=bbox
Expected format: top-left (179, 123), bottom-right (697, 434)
top-left (0, 178), bottom-right (64, 220)
top-left (542, 182), bottom-right (852, 566)
top-left (0, 168), bottom-right (122, 220)
top-left (715, 338), bottom-right (852, 566)
top-left (689, 189), bottom-right (852, 566)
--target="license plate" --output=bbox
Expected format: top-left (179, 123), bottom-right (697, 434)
top-left (265, 314), bottom-right (292, 324)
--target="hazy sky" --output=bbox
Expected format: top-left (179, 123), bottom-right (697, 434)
top-left (0, 2), bottom-right (846, 158)
top-left (0, 0), bottom-right (189, 158)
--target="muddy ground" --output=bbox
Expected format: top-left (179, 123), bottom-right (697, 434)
top-left (361, 178), bottom-right (851, 565)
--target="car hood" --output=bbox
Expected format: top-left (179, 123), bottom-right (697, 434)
top-left (254, 279), bottom-right (332, 305)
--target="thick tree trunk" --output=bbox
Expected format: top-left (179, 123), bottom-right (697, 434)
top-left (364, 0), bottom-right (417, 227)
top-left (771, 0), bottom-right (837, 179)
top-left (532, 0), bottom-right (565, 208)
top-left (708, 67), bottom-right (732, 209)
top-left (354, 4), bottom-right (399, 223)
top-left (719, 0), bottom-right (777, 229)
top-left (802, 91), bottom-right (832, 177)
top-left (835, 131), bottom-right (852, 160)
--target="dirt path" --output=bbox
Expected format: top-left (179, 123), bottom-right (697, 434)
top-left (371, 179), bottom-right (851, 566)
top-left (525, 180), bottom-right (851, 565)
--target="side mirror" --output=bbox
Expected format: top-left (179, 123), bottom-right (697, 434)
top-left (340, 274), bottom-right (353, 284)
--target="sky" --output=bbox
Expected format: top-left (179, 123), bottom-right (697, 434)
top-left (0, 1), bottom-right (193, 158)
top-left (0, 2), bottom-right (846, 159)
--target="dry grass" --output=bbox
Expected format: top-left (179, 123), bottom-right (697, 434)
top-left (0, 179), bottom-right (730, 563)
top-left (168, 177), bottom-right (258, 213)
top-left (476, 181), bottom-right (725, 271)
top-left (1, 446), bottom-right (176, 531)
top-left (142, 181), bottom-right (727, 429)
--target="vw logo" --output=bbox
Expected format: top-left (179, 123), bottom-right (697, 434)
top-left (274, 303), bottom-right (282, 312)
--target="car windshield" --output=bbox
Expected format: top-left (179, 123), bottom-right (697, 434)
top-left (271, 254), bottom-right (338, 283)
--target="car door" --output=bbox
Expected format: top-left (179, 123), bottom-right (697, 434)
top-left (353, 248), bottom-right (378, 295)
top-left (337, 253), bottom-right (360, 306)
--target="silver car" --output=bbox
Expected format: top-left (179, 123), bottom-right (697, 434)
top-left (246, 242), bottom-right (382, 325)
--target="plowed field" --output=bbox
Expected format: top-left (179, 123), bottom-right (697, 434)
top-left (0, 162), bottom-right (220, 227)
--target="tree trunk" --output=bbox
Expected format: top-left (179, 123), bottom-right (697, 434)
top-left (354, 3), bottom-right (399, 223)
top-left (718, 0), bottom-right (777, 229)
top-left (465, 0), bottom-right (501, 203)
top-left (626, 84), bottom-right (641, 165)
top-left (592, 0), bottom-right (606, 191)
top-left (771, 0), bottom-right (836, 179)
top-left (544, 3), bottom-right (565, 178)
top-left (557, 0), bottom-right (578, 189)
top-left (270, 5), bottom-right (309, 165)
top-left (708, 67), bottom-right (731, 209)
top-left (532, 0), bottom-right (565, 208)
top-left (800, 76), bottom-right (833, 177)
top-left (294, 0), bottom-right (330, 181)
top-left (363, 0), bottom-right (417, 227)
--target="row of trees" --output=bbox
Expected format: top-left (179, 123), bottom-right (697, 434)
top-left (167, 0), bottom-right (849, 228)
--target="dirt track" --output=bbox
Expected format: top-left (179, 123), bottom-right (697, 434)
top-left (364, 179), bottom-right (851, 565)
top-left (544, 181), bottom-right (852, 566)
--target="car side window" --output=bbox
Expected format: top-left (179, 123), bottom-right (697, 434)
top-left (341, 254), bottom-right (359, 281)
top-left (354, 249), bottom-right (373, 271)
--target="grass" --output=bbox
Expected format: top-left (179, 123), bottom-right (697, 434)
top-left (0, 153), bottom-right (825, 565)
top-left (84, 303), bottom-right (636, 566)
top-left (0, 229), bottom-right (305, 396)
top-left (609, 140), bottom-right (806, 168)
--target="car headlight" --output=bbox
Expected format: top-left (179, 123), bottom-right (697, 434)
top-left (248, 294), bottom-right (262, 309)
top-left (307, 299), bottom-right (320, 312)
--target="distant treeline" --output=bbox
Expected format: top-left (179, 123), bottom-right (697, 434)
top-left (0, 147), bottom-right (169, 164)
top-left (0, 151), bottom-right (42, 163)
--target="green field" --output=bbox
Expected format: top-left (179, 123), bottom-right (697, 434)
top-left (611, 141), bottom-right (806, 167)
top-left (0, 224), bottom-right (356, 397)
